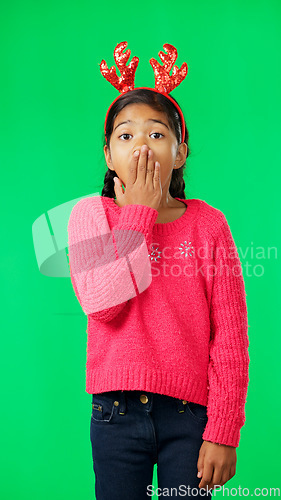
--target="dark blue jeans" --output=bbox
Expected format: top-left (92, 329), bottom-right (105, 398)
top-left (90, 390), bottom-right (212, 499)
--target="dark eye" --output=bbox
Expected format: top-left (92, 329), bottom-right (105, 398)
top-left (151, 132), bottom-right (164, 139)
top-left (119, 133), bottom-right (132, 140)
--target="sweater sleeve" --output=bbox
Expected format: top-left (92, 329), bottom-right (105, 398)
top-left (67, 196), bottom-right (158, 322)
top-left (202, 214), bottom-right (250, 448)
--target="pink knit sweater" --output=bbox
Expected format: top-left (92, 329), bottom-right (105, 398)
top-left (67, 195), bottom-right (250, 448)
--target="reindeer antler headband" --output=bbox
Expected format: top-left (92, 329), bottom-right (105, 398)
top-left (100, 42), bottom-right (188, 144)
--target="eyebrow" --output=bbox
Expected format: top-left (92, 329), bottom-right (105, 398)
top-left (113, 119), bottom-right (169, 132)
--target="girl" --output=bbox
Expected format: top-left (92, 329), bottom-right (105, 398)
top-left (67, 45), bottom-right (250, 500)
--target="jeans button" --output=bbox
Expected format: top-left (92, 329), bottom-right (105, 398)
top-left (140, 394), bottom-right (148, 404)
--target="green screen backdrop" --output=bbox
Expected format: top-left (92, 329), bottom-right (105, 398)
top-left (1, 0), bottom-right (280, 498)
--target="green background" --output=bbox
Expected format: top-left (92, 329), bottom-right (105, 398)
top-left (1, 0), bottom-right (280, 498)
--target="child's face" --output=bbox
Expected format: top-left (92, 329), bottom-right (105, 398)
top-left (104, 103), bottom-right (187, 190)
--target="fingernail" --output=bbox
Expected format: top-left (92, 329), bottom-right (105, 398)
top-left (134, 150), bottom-right (140, 157)
top-left (197, 471), bottom-right (202, 478)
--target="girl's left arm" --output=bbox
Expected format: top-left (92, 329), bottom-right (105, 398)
top-left (202, 213), bottom-right (250, 449)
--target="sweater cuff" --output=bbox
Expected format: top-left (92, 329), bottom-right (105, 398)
top-left (202, 413), bottom-right (243, 447)
top-left (114, 203), bottom-right (159, 232)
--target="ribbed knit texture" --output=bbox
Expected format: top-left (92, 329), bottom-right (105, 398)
top-left (67, 195), bottom-right (250, 448)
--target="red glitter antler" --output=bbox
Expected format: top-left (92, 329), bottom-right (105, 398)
top-left (99, 41), bottom-right (139, 93)
top-left (149, 43), bottom-right (188, 94)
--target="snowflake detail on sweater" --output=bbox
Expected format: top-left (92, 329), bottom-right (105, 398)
top-left (179, 241), bottom-right (195, 258)
top-left (148, 245), bottom-right (162, 262)
top-left (148, 241), bottom-right (195, 262)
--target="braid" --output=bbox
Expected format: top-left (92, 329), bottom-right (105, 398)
top-left (169, 135), bottom-right (190, 199)
top-left (169, 166), bottom-right (186, 199)
top-left (101, 168), bottom-right (116, 198)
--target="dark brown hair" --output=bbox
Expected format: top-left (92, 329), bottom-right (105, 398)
top-left (101, 88), bottom-right (191, 199)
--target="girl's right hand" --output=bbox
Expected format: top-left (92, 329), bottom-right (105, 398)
top-left (113, 145), bottom-right (162, 211)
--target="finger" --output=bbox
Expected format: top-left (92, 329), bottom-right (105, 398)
top-left (127, 150), bottom-right (139, 186)
top-left (145, 149), bottom-right (155, 184)
top-left (221, 468), bottom-right (231, 486)
top-left (198, 463), bottom-right (214, 490)
top-left (153, 161), bottom-right (161, 190)
top-left (210, 468), bottom-right (223, 490)
top-left (113, 177), bottom-right (124, 199)
top-left (137, 145), bottom-right (149, 184)
top-left (197, 446), bottom-right (205, 479)
top-left (229, 465), bottom-right (236, 480)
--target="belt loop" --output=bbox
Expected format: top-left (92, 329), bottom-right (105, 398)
top-left (149, 392), bottom-right (154, 413)
top-left (118, 390), bottom-right (127, 415)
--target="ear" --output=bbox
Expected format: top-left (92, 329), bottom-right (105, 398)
top-left (104, 145), bottom-right (114, 171)
top-left (174, 142), bottom-right (187, 169)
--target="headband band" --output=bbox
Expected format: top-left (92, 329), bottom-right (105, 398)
top-left (103, 86), bottom-right (186, 144)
